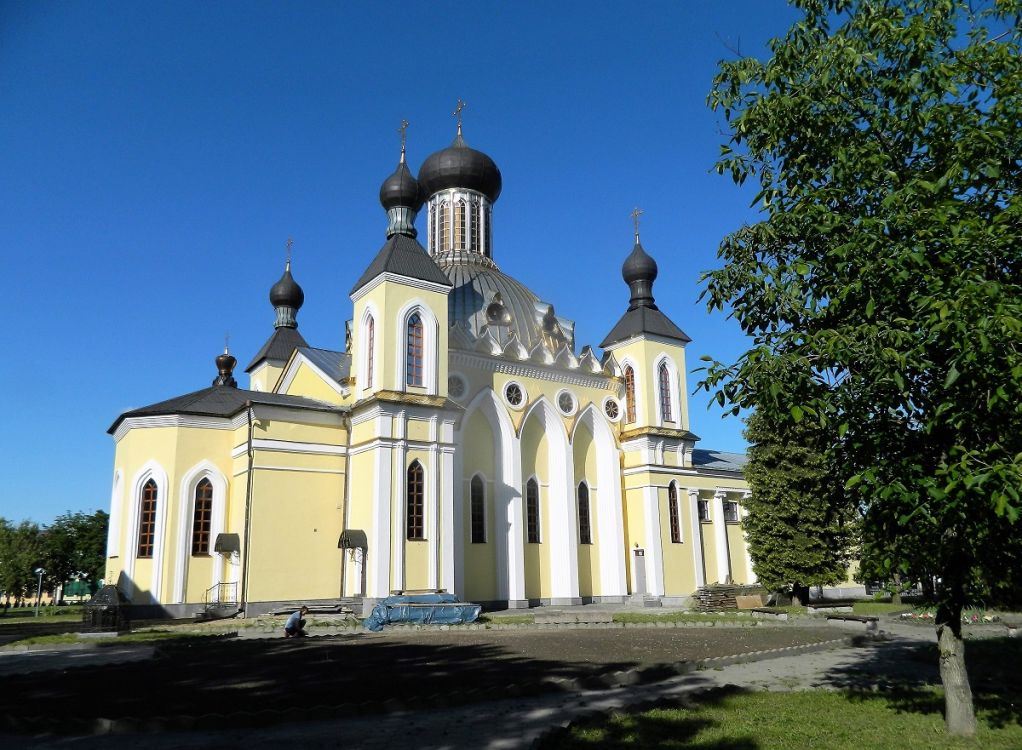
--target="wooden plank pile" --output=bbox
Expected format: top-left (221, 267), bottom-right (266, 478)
top-left (694, 585), bottom-right (765, 611)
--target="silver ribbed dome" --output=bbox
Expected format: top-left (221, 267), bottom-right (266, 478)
top-left (442, 260), bottom-right (541, 348)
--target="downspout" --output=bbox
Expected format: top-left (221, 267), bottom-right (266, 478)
top-left (340, 412), bottom-right (353, 597)
top-left (240, 402), bottom-right (255, 615)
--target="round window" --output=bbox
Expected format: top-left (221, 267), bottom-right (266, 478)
top-left (604, 398), bottom-right (620, 421)
top-left (448, 375), bottom-right (466, 399)
top-left (504, 382), bottom-right (524, 407)
top-left (557, 391), bottom-right (575, 415)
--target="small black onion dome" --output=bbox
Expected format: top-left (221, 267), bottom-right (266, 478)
top-left (418, 133), bottom-right (502, 202)
top-left (379, 160), bottom-right (424, 211)
top-left (269, 262), bottom-right (305, 310)
top-left (622, 241), bottom-right (658, 285)
top-left (213, 350), bottom-right (238, 387)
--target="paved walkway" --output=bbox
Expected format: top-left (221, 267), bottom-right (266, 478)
top-left (7, 622), bottom-right (941, 750)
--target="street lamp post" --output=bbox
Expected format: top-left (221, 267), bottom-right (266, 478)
top-left (34, 568), bottom-right (45, 618)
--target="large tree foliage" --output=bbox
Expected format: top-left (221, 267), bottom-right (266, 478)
top-left (701, 0), bottom-right (1022, 736)
top-left (0, 520), bottom-right (45, 604)
top-left (742, 409), bottom-right (857, 604)
top-left (44, 511), bottom-right (109, 600)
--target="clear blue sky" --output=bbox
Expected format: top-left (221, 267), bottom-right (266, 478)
top-left (0, 1), bottom-right (802, 524)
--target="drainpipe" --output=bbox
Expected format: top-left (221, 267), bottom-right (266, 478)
top-left (340, 412), bottom-right (353, 597)
top-left (240, 402), bottom-right (255, 615)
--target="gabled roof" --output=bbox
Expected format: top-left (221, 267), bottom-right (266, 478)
top-left (295, 347), bottom-right (351, 384)
top-left (692, 449), bottom-right (748, 474)
top-left (245, 326), bottom-right (309, 372)
top-left (599, 305), bottom-right (691, 349)
top-left (350, 233), bottom-right (452, 295)
top-left (107, 386), bottom-right (340, 434)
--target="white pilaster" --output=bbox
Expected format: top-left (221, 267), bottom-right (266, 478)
top-left (643, 485), bottom-right (665, 596)
top-left (712, 490), bottom-right (730, 584)
top-left (391, 416), bottom-right (407, 594)
top-left (688, 488), bottom-right (706, 589)
top-left (452, 443), bottom-right (465, 599)
top-left (427, 442), bottom-right (440, 590)
top-left (741, 492), bottom-right (757, 584)
top-left (440, 445), bottom-right (455, 593)
top-left (370, 442), bottom-right (393, 598)
top-left (504, 432), bottom-right (526, 602)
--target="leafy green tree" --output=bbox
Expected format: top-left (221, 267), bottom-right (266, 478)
top-left (742, 410), bottom-right (857, 605)
top-left (43, 510), bottom-right (109, 600)
top-left (701, 0), bottom-right (1022, 736)
top-left (0, 520), bottom-right (45, 605)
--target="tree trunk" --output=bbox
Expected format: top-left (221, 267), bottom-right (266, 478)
top-left (891, 573), bottom-right (903, 605)
top-left (792, 583), bottom-right (810, 606)
top-left (936, 601), bottom-right (976, 737)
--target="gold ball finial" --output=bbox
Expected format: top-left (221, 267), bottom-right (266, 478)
top-left (630, 207), bottom-right (644, 242)
top-left (453, 99), bottom-right (467, 136)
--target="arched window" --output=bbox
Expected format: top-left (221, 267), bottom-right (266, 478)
top-left (659, 361), bottom-right (673, 422)
top-left (137, 479), bottom-right (158, 558)
top-left (429, 201), bottom-right (437, 252)
top-left (407, 461), bottom-right (424, 540)
top-left (470, 199), bottom-right (480, 252)
top-left (668, 482), bottom-right (681, 543)
top-left (191, 478), bottom-right (213, 555)
top-left (624, 366), bottom-right (636, 423)
top-left (406, 313), bottom-right (424, 386)
top-left (577, 483), bottom-right (592, 544)
top-left (438, 200), bottom-right (450, 251)
top-left (365, 315), bottom-right (375, 388)
top-left (526, 478), bottom-right (540, 543)
top-left (485, 205), bottom-right (492, 257)
top-left (470, 475), bottom-right (485, 543)
top-left (454, 198), bottom-right (467, 250)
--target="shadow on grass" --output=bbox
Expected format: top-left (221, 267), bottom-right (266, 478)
top-left (821, 636), bottom-right (1022, 730)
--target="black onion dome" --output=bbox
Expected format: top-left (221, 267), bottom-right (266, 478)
top-left (418, 133), bottom-right (502, 202)
top-left (622, 241), bottom-right (658, 285)
top-left (379, 160), bottom-right (424, 211)
top-left (269, 264), bottom-right (305, 309)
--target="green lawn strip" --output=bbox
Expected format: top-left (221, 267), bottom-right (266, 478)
top-left (0, 610), bottom-right (85, 625)
top-left (1, 629), bottom-right (227, 649)
top-left (612, 612), bottom-right (751, 624)
top-left (545, 688), bottom-right (1022, 749)
top-left (477, 614), bottom-right (535, 625)
top-left (852, 601), bottom-right (914, 616)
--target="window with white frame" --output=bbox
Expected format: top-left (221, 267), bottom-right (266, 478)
top-left (365, 315), bottom-right (375, 389)
top-left (406, 313), bottom-right (424, 386)
top-left (668, 482), bottom-right (681, 543)
top-left (470, 475), bottom-right (485, 543)
top-left (658, 360), bottom-right (673, 422)
top-left (698, 498), bottom-right (710, 522)
top-left (724, 500), bottom-right (739, 523)
top-left (624, 365), bottom-right (636, 423)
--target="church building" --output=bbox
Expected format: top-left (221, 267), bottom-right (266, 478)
top-left (104, 119), bottom-right (754, 617)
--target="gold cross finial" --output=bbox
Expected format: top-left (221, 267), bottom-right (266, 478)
top-left (285, 237), bottom-right (294, 269)
top-left (631, 207), bottom-right (644, 242)
top-left (453, 99), bottom-right (466, 135)
top-left (398, 119), bottom-right (409, 162)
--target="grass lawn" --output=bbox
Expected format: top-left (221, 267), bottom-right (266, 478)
top-left (612, 612), bottom-right (752, 624)
top-left (852, 601), bottom-right (914, 615)
top-left (545, 688), bottom-right (1022, 749)
top-left (1, 629), bottom-right (224, 649)
top-left (0, 607), bottom-right (84, 625)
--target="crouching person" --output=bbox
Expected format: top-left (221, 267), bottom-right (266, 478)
top-left (284, 605), bottom-right (310, 638)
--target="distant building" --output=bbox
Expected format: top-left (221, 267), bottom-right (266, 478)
top-left (104, 124), bottom-right (754, 617)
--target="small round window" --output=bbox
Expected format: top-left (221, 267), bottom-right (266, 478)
top-left (557, 390), bottom-right (576, 415)
top-left (504, 382), bottom-right (524, 408)
top-left (448, 374), bottom-right (467, 399)
top-left (604, 398), bottom-right (620, 421)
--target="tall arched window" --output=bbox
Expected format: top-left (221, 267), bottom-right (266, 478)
top-left (454, 198), bottom-right (467, 250)
top-left (438, 200), bottom-right (450, 251)
top-left (526, 478), bottom-right (540, 543)
top-left (429, 201), bottom-right (437, 252)
top-left (659, 361), bottom-right (673, 422)
top-left (470, 475), bottom-right (485, 543)
top-left (137, 479), bottom-right (158, 558)
top-left (407, 461), bottom-right (424, 540)
top-left (624, 366), bottom-right (636, 423)
top-left (192, 478), bottom-right (213, 555)
top-left (365, 315), bottom-right (375, 388)
top-left (470, 199), bottom-right (480, 252)
top-left (406, 313), bottom-right (424, 386)
top-left (577, 483), bottom-right (592, 544)
top-left (668, 482), bottom-right (681, 543)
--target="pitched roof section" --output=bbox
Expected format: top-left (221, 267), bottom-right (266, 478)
top-left (245, 326), bottom-right (309, 372)
top-left (599, 305), bottom-right (691, 349)
top-left (295, 347), bottom-right (351, 384)
top-left (108, 387), bottom-right (340, 434)
top-left (350, 233), bottom-right (452, 295)
top-left (691, 449), bottom-right (748, 474)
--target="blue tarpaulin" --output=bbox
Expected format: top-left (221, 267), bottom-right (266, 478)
top-left (363, 593), bottom-right (482, 632)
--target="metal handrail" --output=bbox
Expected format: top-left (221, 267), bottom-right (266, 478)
top-left (204, 582), bottom-right (238, 608)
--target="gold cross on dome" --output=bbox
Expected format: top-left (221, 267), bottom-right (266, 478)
top-left (453, 99), bottom-right (467, 134)
top-left (631, 207), bottom-right (644, 240)
top-left (285, 237), bottom-right (294, 265)
top-left (398, 119), bottom-right (409, 160)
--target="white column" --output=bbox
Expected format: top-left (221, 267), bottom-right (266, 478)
top-left (687, 489), bottom-right (706, 589)
top-left (391, 416), bottom-right (407, 594)
top-left (643, 485), bottom-right (665, 596)
top-left (505, 432), bottom-right (526, 603)
top-left (427, 441), bottom-right (440, 591)
top-left (452, 441), bottom-right (465, 600)
top-left (741, 492), bottom-right (757, 584)
top-left (596, 444), bottom-right (627, 597)
top-left (712, 490), bottom-right (731, 584)
top-left (370, 442), bottom-right (394, 598)
top-left (549, 436), bottom-right (579, 603)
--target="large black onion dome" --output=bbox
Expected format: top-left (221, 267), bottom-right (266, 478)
top-left (622, 241), bottom-right (658, 310)
top-left (418, 133), bottom-right (502, 202)
top-left (269, 262), bottom-right (305, 310)
top-left (379, 160), bottom-right (424, 211)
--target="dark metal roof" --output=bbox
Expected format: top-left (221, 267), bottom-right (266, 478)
top-left (296, 347), bottom-right (351, 384)
top-left (692, 449), bottom-right (748, 474)
top-left (418, 133), bottom-right (502, 202)
top-left (108, 386), bottom-right (340, 434)
top-left (245, 326), bottom-right (309, 372)
top-left (350, 232), bottom-right (453, 294)
top-left (600, 305), bottom-right (691, 349)
top-left (269, 264), bottom-right (305, 309)
top-left (379, 160), bottom-right (423, 211)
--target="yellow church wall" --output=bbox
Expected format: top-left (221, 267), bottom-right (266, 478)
top-left (253, 419), bottom-right (344, 447)
top-left (521, 418), bottom-right (551, 599)
top-left (250, 362), bottom-right (285, 393)
top-left (252, 449), bottom-right (345, 474)
top-left (726, 522), bottom-right (748, 584)
top-left (342, 448), bottom-right (375, 595)
top-left (622, 486), bottom-right (646, 594)
top-left (656, 483), bottom-right (696, 596)
top-left (407, 418), bottom-right (432, 443)
top-left (461, 411), bottom-right (497, 601)
top-left (607, 338), bottom-right (688, 432)
top-left (280, 361), bottom-right (346, 405)
top-left (572, 423), bottom-right (601, 598)
top-left (245, 466), bottom-right (344, 602)
top-left (402, 447), bottom-right (433, 592)
top-left (185, 555), bottom-right (215, 603)
top-left (132, 559), bottom-right (154, 601)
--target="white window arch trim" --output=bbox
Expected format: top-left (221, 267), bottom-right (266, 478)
top-left (173, 461), bottom-right (229, 604)
top-left (394, 300), bottom-right (440, 395)
top-left (653, 353), bottom-right (680, 427)
top-left (124, 460), bottom-right (170, 603)
top-left (619, 356), bottom-right (643, 425)
top-left (358, 304), bottom-right (380, 397)
top-left (524, 473), bottom-right (543, 543)
top-left (107, 469), bottom-right (124, 558)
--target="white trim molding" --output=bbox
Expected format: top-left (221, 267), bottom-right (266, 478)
top-left (124, 460), bottom-right (170, 604)
top-left (173, 461), bottom-right (229, 604)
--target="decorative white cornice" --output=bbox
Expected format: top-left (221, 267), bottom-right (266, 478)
top-left (622, 464), bottom-right (747, 482)
top-left (350, 400), bottom-right (458, 427)
top-left (350, 272), bottom-right (452, 303)
top-left (113, 414), bottom-right (234, 443)
top-left (602, 332), bottom-right (690, 351)
top-left (449, 350), bottom-right (615, 389)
